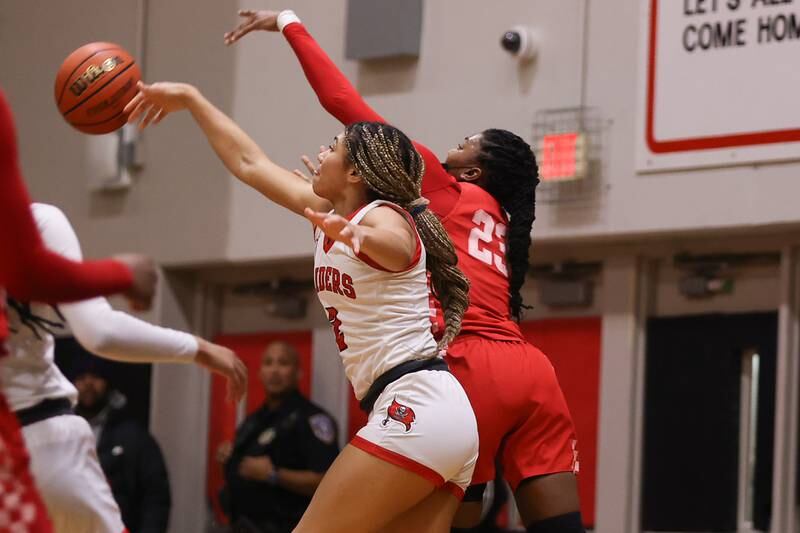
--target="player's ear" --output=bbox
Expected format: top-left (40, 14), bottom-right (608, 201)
top-left (459, 166), bottom-right (483, 182)
top-left (346, 167), bottom-right (362, 185)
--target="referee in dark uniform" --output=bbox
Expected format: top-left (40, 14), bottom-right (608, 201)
top-left (218, 341), bottom-right (339, 533)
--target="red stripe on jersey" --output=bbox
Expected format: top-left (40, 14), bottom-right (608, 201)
top-left (356, 204), bottom-right (422, 273)
top-left (323, 203), bottom-right (367, 253)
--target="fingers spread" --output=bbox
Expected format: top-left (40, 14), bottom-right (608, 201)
top-left (292, 169), bottom-right (310, 182)
top-left (140, 105), bottom-right (161, 130)
top-left (152, 109), bottom-right (167, 125)
top-left (128, 102), bottom-right (151, 126)
top-left (123, 90), bottom-right (146, 116)
top-left (304, 208), bottom-right (328, 227)
top-left (301, 155), bottom-right (319, 175)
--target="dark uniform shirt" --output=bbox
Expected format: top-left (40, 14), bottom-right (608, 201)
top-left (221, 390), bottom-right (339, 533)
top-left (90, 393), bottom-right (171, 533)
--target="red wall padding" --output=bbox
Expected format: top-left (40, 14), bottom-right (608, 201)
top-left (206, 331), bottom-right (313, 524)
top-left (519, 317), bottom-right (601, 528)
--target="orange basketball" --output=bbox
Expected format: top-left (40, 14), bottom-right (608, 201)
top-left (54, 42), bottom-right (141, 135)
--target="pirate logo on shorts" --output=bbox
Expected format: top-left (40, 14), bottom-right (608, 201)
top-left (381, 396), bottom-right (416, 432)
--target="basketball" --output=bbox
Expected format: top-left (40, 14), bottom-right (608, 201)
top-left (54, 42), bottom-right (141, 135)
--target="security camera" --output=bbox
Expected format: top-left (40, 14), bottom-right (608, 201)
top-left (500, 26), bottom-right (537, 61)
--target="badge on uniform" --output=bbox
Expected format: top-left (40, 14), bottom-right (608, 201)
top-left (308, 414), bottom-right (335, 445)
top-left (258, 428), bottom-right (276, 446)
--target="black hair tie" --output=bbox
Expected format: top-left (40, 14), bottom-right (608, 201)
top-left (408, 197), bottom-right (430, 217)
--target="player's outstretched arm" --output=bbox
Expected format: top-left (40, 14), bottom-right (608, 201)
top-left (223, 10), bottom-right (460, 217)
top-left (124, 81), bottom-right (331, 216)
top-left (224, 9), bottom-right (383, 126)
top-left (304, 206), bottom-right (417, 272)
top-left (31, 203), bottom-right (247, 402)
top-left (0, 88), bottom-right (154, 308)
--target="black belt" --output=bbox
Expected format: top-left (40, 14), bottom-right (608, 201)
top-left (360, 357), bottom-right (449, 413)
top-left (16, 398), bottom-right (73, 427)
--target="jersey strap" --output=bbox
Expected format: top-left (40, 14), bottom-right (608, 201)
top-left (349, 200), bottom-right (423, 273)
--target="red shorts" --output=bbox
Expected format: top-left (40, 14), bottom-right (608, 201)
top-left (0, 393), bottom-right (53, 533)
top-left (446, 336), bottom-right (578, 490)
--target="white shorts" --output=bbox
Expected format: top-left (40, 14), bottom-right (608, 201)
top-left (353, 369), bottom-right (478, 498)
top-left (21, 414), bottom-right (125, 533)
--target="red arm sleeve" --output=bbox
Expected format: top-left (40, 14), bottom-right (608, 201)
top-left (0, 88), bottom-right (132, 304)
top-left (282, 23), bottom-right (460, 218)
top-left (283, 23), bottom-right (384, 125)
top-left (413, 143), bottom-right (460, 218)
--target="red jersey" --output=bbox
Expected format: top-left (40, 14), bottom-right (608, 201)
top-left (283, 23), bottom-right (523, 342)
top-left (0, 88), bottom-right (133, 349)
top-left (438, 184), bottom-right (522, 340)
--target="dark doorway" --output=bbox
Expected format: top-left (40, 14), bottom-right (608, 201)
top-left (642, 312), bottom-right (776, 532)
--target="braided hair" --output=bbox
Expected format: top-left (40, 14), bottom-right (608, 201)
top-left (477, 129), bottom-right (539, 321)
top-left (6, 297), bottom-right (65, 339)
top-left (344, 121), bottom-right (470, 349)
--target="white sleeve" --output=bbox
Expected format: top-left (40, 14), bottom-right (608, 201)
top-left (32, 204), bottom-right (199, 363)
top-left (278, 10), bottom-right (301, 32)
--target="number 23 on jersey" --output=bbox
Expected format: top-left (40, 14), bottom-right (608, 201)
top-left (467, 209), bottom-right (508, 276)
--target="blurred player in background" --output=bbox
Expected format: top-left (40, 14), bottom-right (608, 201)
top-left (0, 87), bottom-right (155, 533)
top-left (4, 201), bottom-right (247, 533)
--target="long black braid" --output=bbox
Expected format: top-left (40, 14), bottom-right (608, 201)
top-left (6, 297), bottom-right (65, 339)
top-left (477, 128), bottom-right (539, 321)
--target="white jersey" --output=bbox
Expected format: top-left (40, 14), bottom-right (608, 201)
top-left (3, 300), bottom-right (75, 411)
top-left (313, 200), bottom-right (439, 400)
top-left (1, 204), bottom-right (197, 412)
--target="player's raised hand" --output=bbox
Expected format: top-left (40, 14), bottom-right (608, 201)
top-left (224, 9), bottom-right (280, 45)
top-left (304, 208), bottom-right (364, 255)
top-left (114, 254), bottom-right (157, 311)
top-left (124, 81), bottom-right (196, 130)
top-left (194, 338), bottom-right (248, 403)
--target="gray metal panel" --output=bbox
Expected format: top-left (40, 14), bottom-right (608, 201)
top-left (346, 0), bottom-right (422, 60)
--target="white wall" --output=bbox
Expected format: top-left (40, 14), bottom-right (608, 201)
top-left (227, 0), bottom-right (800, 260)
top-left (558, 0), bottom-right (800, 242)
top-left (4, 2), bottom-right (800, 531)
top-left (225, 0), bottom-right (587, 260)
top-left (1, 0), bottom-right (235, 265)
top-left (6, 0), bottom-right (798, 267)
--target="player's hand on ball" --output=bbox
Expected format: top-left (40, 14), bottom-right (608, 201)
top-left (114, 254), bottom-right (157, 311)
top-left (124, 81), bottom-right (195, 130)
top-left (238, 456), bottom-right (275, 482)
top-left (194, 338), bottom-right (248, 403)
top-left (224, 9), bottom-right (280, 45)
top-left (304, 208), bottom-right (364, 255)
